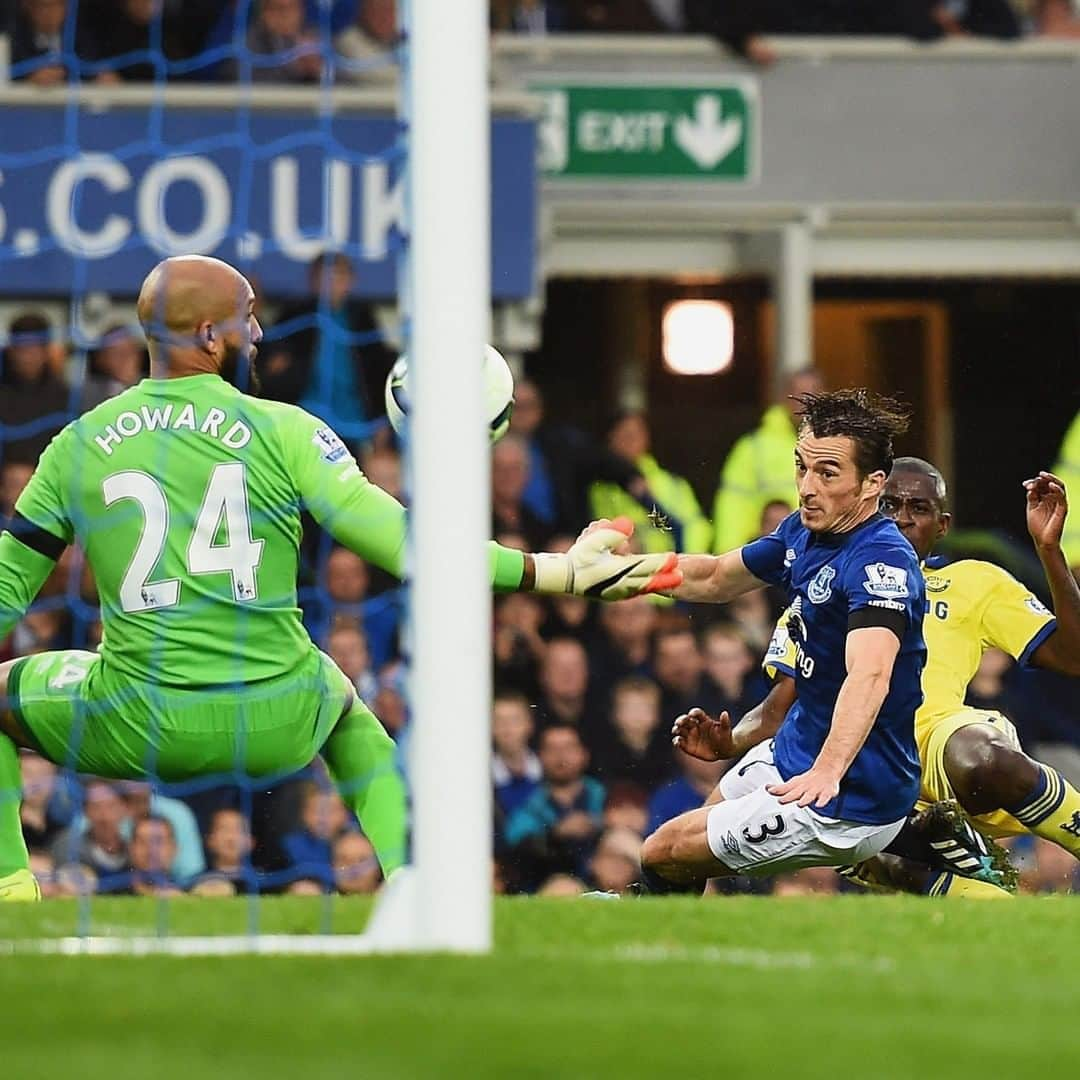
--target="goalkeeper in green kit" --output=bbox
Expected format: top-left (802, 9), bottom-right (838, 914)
top-left (0, 255), bottom-right (679, 901)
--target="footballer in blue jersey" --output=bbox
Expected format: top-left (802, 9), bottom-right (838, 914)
top-left (624, 388), bottom-right (926, 890)
top-left (739, 509), bottom-right (924, 825)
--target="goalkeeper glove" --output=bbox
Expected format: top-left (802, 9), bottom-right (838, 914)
top-left (531, 517), bottom-right (682, 601)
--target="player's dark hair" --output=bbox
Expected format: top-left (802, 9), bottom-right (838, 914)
top-left (890, 456), bottom-right (949, 510)
top-left (794, 388), bottom-right (911, 477)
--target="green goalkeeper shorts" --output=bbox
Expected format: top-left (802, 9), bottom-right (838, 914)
top-left (6, 645), bottom-right (353, 782)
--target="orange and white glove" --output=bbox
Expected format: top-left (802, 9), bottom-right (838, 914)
top-left (532, 517), bottom-right (682, 601)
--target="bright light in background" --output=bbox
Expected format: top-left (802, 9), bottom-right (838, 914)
top-left (662, 300), bottom-right (734, 375)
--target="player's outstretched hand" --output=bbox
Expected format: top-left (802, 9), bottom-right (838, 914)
top-left (767, 766), bottom-right (840, 809)
top-left (1024, 470), bottom-right (1068, 550)
top-left (533, 517), bottom-right (683, 601)
top-left (672, 707), bottom-right (734, 762)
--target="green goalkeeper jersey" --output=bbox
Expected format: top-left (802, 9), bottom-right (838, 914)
top-left (7, 373), bottom-right (521, 687)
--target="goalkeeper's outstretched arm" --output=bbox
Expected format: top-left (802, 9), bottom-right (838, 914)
top-left (287, 422), bottom-right (681, 601)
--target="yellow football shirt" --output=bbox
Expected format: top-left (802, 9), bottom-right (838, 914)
top-left (762, 559), bottom-right (1056, 721)
top-left (918, 560), bottom-right (1055, 723)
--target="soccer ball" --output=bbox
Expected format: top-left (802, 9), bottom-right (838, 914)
top-left (384, 344), bottom-right (515, 442)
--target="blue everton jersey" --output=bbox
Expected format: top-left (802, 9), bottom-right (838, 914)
top-left (742, 511), bottom-right (925, 825)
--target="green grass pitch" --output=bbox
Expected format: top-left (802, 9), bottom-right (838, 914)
top-left (0, 896), bottom-right (1075, 1079)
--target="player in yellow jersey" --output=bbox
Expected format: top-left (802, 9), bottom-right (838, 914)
top-left (673, 457), bottom-right (1080, 896)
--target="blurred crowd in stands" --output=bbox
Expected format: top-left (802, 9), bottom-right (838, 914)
top-left (6, 0), bottom-right (1080, 88)
top-left (2, 246), bottom-right (1079, 898)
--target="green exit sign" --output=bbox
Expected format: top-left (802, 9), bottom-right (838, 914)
top-left (535, 82), bottom-right (758, 181)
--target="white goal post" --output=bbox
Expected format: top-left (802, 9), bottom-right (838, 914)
top-left (394, 0), bottom-right (494, 953)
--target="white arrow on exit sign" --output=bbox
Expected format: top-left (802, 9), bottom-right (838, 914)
top-left (674, 95), bottom-right (744, 170)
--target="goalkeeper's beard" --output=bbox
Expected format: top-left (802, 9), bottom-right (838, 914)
top-left (220, 342), bottom-right (261, 396)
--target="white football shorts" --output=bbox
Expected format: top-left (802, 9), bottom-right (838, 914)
top-left (707, 740), bottom-right (906, 876)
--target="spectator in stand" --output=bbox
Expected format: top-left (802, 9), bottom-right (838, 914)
top-left (647, 750), bottom-right (727, 835)
top-left (119, 780), bottom-right (206, 885)
top-left (334, 0), bottom-right (398, 83)
top-left (726, 587), bottom-right (778, 657)
top-left (79, 324), bottom-right (147, 412)
top-left (1034, 0), bottom-right (1080, 36)
top-left (590, 410), bottom-right (711, 555)
top-left (10, 0), bottom-right (92, 84)
top-left (603, 783), bottom-right (649, 836)
top-left (590, 676), bottom-right (672, 794)
top-left (239, 0), bottom-right (323, 83)
top-left (259, 252), bottom-right (394, 446)
top-left (29, 851), bottom-right (58, 898)
top-left (319, 545), bottom-right (399, 669)
top-left (333, 832), bottom-right (382, 894)
top-left (84, 0), bottom-right (191, 83)
top-left (51, 780), bottom-right (129, 884)
top-left (1013, 835), bottom-right (1079, 894)
top-left (492, 688), bottom-right (543, 816)
top-left (772, 867), bottom-right (841, 897)
top-left (759, 498), bottom-right (793, 539)
top-left (906, 0), bottom-right (1021, 39)
top-left (19, 752), bottom-right (67, 852)
top-left (585, 826), bottom-right (642, 895)
top-left (685, 1), bottom-right (1018, 64)
top-left (536, 872), bottom-right (585, 896)
top-left (197, 808), bottom-right (258, 894)
top-left (326, 621), bottom-right (377, 701)
top-left (493, 592), bottom-right (547, 694)
top-left (1, 460), bottom-right (35, 520)
top-left (504, 723), bottom-right (605, 892)
top-left (588, 594), bottom-right (658, 706)
top-left (0, 312), bottom-right (70, 462)
top-left (491, 0), bottom-right (569, 31)
top-left (1051, 409), bottom-right (1080, 571)
top-left (492, 434), bottom-right (554, 552)
top-left (652, 623), bottom-right (710, 724)
top-left (10, 606), bottom-right (69, 656)
top-left (373, 659), bottom-right (408, 741)
top-left (698, 622), bottom-right (767, 722)
top-left (1008, 662), bottom-right (1080, 787)
top-left (282, 781), bottom-right (350, 890)
top-left (508, 377), bottom-right (650, 538)
top-left (492, 0), bottom-right (664, 31)
top-left (533, 636), bottom-right (594, 734)
top-left (123, 816), bottom-right (183, 896)
top-left (360, 446), bottom-right (403, 503)
top-left (711, 368), bottom-right (823, 554)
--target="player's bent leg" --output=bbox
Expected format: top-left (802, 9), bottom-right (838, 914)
top-left (944, 725), bottom-right (1040, 815)
top-left (640, 807), bottom-right (731, 892)
top-left (0, 660), bottom-right (38, 899)
top-left (947, 726), bottom-right (1080, 861)
top-left (841, 853), bottom-right (1011, 899)
top-left (0, 658), bottom-right (37, 751)
top-left (321, 695), bottom-right (408, 877)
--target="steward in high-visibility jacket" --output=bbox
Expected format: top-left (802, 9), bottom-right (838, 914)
top-left (589, 412), bottom-right (712, 554)
top-left (711, 403), bottom-right (800, 554)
